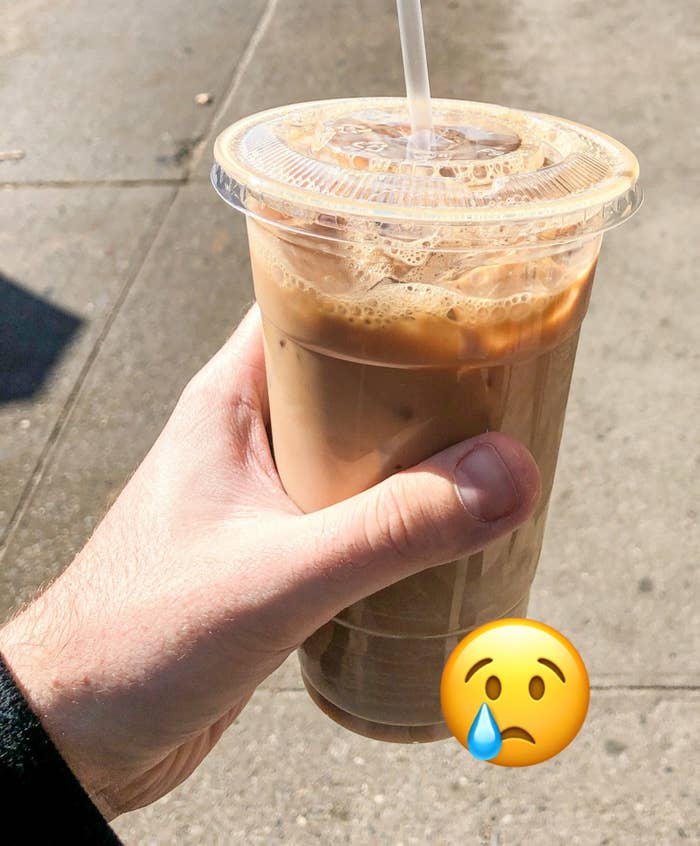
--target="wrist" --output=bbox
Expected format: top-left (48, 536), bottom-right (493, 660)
top-left (0, 609), bottom-right (109, 812)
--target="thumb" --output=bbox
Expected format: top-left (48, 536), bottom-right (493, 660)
top-left (293, 432), bottom-right (540, 627)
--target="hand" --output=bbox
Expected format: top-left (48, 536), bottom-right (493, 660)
top-left (0, 306), bottom-right (540, 819)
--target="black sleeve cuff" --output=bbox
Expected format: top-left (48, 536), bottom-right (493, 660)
top-left (0, 652), bottom-right (122, 845)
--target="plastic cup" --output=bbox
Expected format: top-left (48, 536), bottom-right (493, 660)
top-left (212, 98), bottom-right (640, 741)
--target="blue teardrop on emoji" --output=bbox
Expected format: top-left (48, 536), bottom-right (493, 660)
top-left (467, 702), bottom-right (502, 760)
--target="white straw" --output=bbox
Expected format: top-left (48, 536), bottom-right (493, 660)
top-left (396, 0), bottom-right (434, 151)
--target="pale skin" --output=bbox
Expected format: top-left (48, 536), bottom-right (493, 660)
top-left (0, 306), bottom-right (540, 820)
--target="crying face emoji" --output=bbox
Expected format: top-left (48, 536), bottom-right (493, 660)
top-left (440, 619), bottom-right (589, 767)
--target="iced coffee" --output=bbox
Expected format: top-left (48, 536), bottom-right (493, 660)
top-left (212, 98), bottom-right (641, 741)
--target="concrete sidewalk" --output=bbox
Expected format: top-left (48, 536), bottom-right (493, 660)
top-left (1, 1), bottom-right (698, 843)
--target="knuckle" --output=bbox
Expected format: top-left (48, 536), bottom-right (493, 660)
top-left (363, 480), bottom-right (420, 562)
top-left (179, 357), bottom-right (261, 418)
top-left (178, 366), bottom-right (213, 409)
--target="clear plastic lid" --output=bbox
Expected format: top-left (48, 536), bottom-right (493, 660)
top-left (212, 98), bottom-right (640, 247)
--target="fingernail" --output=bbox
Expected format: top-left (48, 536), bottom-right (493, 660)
top-left (454, 444), bottom-right (520, 522)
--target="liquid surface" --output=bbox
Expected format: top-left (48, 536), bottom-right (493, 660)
top-left (249, 209), bottom-right (598, 367)
top-left (280, 103), bottom-right (547, 188)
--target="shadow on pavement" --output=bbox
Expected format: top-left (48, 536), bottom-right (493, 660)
top-left (0, 272), bottom-right (83, 403)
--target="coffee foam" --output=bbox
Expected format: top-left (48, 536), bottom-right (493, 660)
top-left (279, 104), bottom-right (547, 190)
top-left (251, 212), bottom-right (599, 326)
top-left (251, 218), bottom-right (598, 333)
